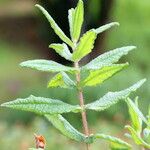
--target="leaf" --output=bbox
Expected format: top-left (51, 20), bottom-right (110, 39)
top-left (35, 4), bottom-right (73, 48)
top-left (86, 79), bottom-right (146, 111)
top-left (143, 128), bottom-right (150, 143)
top-left (49, 43), bottom-right (72, 61)
top-left (94, 134), bottom-right (131, 149)
top-left (82, 63), bottom-right (128, 87)
top-left (125, 125), bottom-right (150, 148)
top-left (72, 29), bottom-right (97, 61)
top-left (1, 95), bottom-right (81, 114)
top-left (20, 59), bottom-right (77, 73)
top-left (68, 0), bottom-right (84, 42)
top-left (45, 114), bottom-right (86, 142)
top-left (111, 143), bottom-right (130, 150)
top-left (126, 98), bottom-right (143, 133)
top-left (48, 72), bottom-right (75, 89)
top-left (83, 46), bottom-right (136, 70)
top-left (126, 127), bottom-right (143, 145)
top-left (95, 22), bottom-right (119, 34)
top-left (126, 98), bottom-right (148, 126)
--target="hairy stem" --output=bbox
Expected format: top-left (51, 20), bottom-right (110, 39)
top-left (74, 62), bottom-right (90, 150)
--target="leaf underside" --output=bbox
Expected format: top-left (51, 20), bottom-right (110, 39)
top-left (35, 4), bottom-right (73, 47)
top-left (20, 59), bottom-right (76, 73)
top-left (45, 114), bottom-right (87, 142)
top-left (95, 22), bottom-right (119, 34)
top-left (1, 95), bottom-right (81, 115)
top-left (49, 43), bottom-right (72, 61)
top-left (86, 79), bottom-right (146, 111)
top-left (82, 46), bottom-right (136, 70)
top-left (94, 133), bottom-right (131, 149)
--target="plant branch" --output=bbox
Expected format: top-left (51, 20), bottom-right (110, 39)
top-left (74, 62), bottom-right (90, 150)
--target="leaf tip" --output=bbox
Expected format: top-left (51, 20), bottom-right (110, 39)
top-left (35, 4), bottom-right (40, 8)
top-left (112, 22), bottom-right (120, 26)
top-left (1, 103), bottom-right (5, 107)
top-left (139, 78), bottom-right (147, 85)
top-left (125, 125), bottom-right (130, 129)
top-left (78, 0), bottom-right (83, 4)
top-left (49, 44), bottom-right (52, 48)
top-left (129, 45), bottom-right (137, 50)
top-left (124, 62), bottom-right (129, 66)
top-left (1, 102), bottom-right (9, 107)
top-left (19, 61), bottom-right (26, 67)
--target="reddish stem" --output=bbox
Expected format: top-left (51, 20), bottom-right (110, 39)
top-left (74, 62), bottom-right (90, 150)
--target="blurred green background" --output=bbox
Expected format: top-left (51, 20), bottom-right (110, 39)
top-left (0, 0), bottom-right (149, 149)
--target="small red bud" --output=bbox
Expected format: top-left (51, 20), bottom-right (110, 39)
top-left (34, 133), bottom-right (46, 149)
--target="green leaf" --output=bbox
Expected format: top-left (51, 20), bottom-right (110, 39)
top-left (45, 114), bottom-right (86, 142)
top-left (95, 22), bottom-right (119, 34)
top-left (83, 46), bottom-right (136, 70)
top-left (126, 98), bottom-right (143, 133)
top-left (127, 98), bottom-right (148, 124)
top-left (86, 79), bottom-right (146, 111)
top-left (20, 59), bottom-right (77, 73)
top-left (35, 4), bottom-right (73, 48)
top-left (72, 29), bottom-right (97, 61)
top-left (48, 72), bottom-right (75, 89)
top-left (49, 43), bottom-right (72, 61)
top-left (94, 134), bottom-right (131, 149)
top-left (68, 0), bottom-right (84, 42)
top-left (143, 128), bottom-right (150, 143)
top-left (1, 95), bottom-right (81, 114)
top-left (111, 143), bottom-right (130, 150)
top-left (125, 125), bottom-right (150, 148)
top-left (82, 63), bottom-right (128, 87)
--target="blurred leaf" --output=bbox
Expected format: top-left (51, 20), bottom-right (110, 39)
top-left (126, 98), bottom-right (143, 133)
top-left (94, 134), bottom-right (131, 149)
top-left (82, 63), bottom-right (128, 87)
top-left (83, 46), bottom-right (136, 70)
top-left (20, 59), bottom-right (77, 73)
top-left (95, 22), bottom-right (119, 34)
top-left (126, 98), bottom-right (148, 125)
top-left (48, 72), bottom-right (75, 89)
top-left (125, 125), bottom-right (150, 148)
top-left (111, 143), bottom-right (130, 150)
top-left (1, 95), bottom-right (81, 114)
top-left (86, 79), bottom-right (146, 111)
top-left (35, 4), bottom-right (73, 48)
top-left (49, 43), bottom-right (72, 61)
top-left (45, 114), bottom-right (86, 142)
top-left (143, 128), bottom-right (150, 144)
top-left (72, 29), bottom-right (97, 61)
top-left (68, 0), bottom-right (84, 42)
